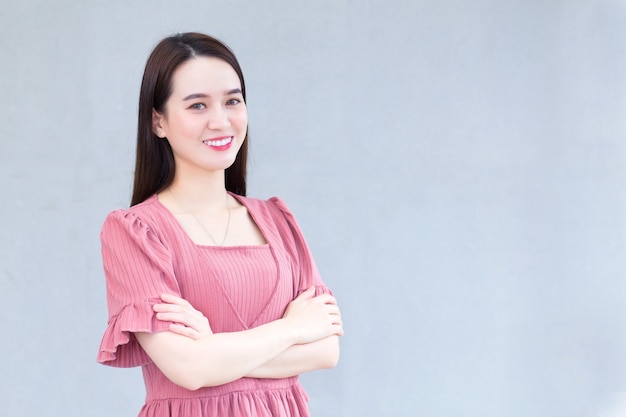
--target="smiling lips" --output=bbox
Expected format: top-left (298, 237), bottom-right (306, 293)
top-left (203, 136), bottom-right (233, 150)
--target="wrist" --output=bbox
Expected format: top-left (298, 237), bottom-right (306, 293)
top-left (277, 317), bottom-right (300, 345)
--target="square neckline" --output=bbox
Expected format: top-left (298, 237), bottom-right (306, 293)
top-left (151, 192), bottom-right (270, 249)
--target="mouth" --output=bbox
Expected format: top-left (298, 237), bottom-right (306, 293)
top-left (203, 136), bottom-right (233, 149)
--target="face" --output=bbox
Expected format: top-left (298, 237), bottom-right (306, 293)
top-left (152, 56), bottom-right (248, 177)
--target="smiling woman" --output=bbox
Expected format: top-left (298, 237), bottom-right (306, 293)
top-left (96, 33), bottom-right (343, 417)
top-left (151, 57), bottom-right (248, 180)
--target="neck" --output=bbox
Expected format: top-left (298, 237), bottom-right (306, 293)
top-left (167, 169), bottom-right (228, 211)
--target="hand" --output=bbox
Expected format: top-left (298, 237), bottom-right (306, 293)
top-left (153, 294), bottom-right (213, 340)
top-left (282, 287), bottom-right (344, 344)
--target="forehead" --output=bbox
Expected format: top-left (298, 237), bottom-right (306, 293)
top-left (170, 56), bottom-right (241, 97)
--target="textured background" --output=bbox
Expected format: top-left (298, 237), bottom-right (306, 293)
top-left (2, 1), bottom-right (626, 416)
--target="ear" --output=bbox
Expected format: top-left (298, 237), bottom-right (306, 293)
top-left (152, 109), bottom-right (167, 138)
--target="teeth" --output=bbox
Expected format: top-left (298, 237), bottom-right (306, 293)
top-left (204, 137), bottom-right (232, 147)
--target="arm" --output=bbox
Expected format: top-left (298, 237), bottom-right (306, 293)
top-left (136, 317), bottom-right (297, 390)
top-left (265, 197), bottom-right (343, 377)
top-left (136, 288), bottom-right (342, 390)
top-left (245, 335), bottom-right (340, 379)
top-left (153, 293), bottom-right (342, 381)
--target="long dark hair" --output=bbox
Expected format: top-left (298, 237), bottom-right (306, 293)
top-left (131, 32), bottom-right (248, 206)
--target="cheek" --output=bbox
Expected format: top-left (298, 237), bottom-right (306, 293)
top-left (164, 113), bottom-right (192, 135)
top-left (233, 110), bottom-right (248, 132)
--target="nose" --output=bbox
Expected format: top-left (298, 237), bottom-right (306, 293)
top-left (207, 106), bottom-right (231, 130)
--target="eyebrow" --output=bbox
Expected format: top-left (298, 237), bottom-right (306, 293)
top-left (182, 89), bottom-right (242, 101)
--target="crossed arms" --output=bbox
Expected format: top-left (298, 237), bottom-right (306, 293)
top-left (135, 287), bottom-right (343, 391)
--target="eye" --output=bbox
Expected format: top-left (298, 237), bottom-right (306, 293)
top-left (188, 102), bottom-right (206, 110)
top-left (226, 98), bottom-right (242, 106)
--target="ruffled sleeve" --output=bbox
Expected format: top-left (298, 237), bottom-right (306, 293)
top-left (97, 209), bottom-right (181, 368)
top-left (268, 197), bottom-right (333, 298)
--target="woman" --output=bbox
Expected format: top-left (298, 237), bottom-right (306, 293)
top-left (97, 32), bottom-right (343, 417)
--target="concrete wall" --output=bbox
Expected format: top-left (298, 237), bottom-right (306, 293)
top-left (2, 1), bottom-right (626, 416)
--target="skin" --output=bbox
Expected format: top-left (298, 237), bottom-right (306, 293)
top-left (134, 56), bottom-right (343, 391)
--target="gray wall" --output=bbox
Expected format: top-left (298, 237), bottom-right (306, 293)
top-left (2, 1), bottom-right (626, 416)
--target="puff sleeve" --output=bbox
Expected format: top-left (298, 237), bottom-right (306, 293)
top-left (268, 197), bottom-right (333, 298)
top-left (97, 210), bottom-right (181, 368)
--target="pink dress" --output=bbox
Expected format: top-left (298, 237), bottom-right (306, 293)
top-left (97, 194), bottom-right (332, 417)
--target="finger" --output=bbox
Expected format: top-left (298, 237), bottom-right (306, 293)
top-left (160, 293), bottom-right (190, 306)
top-left (169, 323), bottom-right (203, 340)
top-left (156, 312), bottom-right (190, 324)
top-left (154, 302), bottom-right (206, 322)
top-left (312, 294), bottom-right (337, 305)
top-left (324, 305), bottom-right (341, 315)
top-left (295, 286), bottom-right (316, 300)
top-left (156, 311), bottom-right (205, 327)
top-left (153, 303), bottom-right (185, 313)
top-left (331, 319), bottom-right (343, 332)
top-left (153, 305), bottom-right (202, 322)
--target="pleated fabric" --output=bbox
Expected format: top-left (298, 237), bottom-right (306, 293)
top-left (96, 194), bottom-right (331, 417)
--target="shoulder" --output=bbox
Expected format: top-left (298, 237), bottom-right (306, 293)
top-left (101, 195), bottom-right (165, 241)
top-left (234, 194), bottom-right (296, 221)
top-left (234, 194), bottom-right (305, 243)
